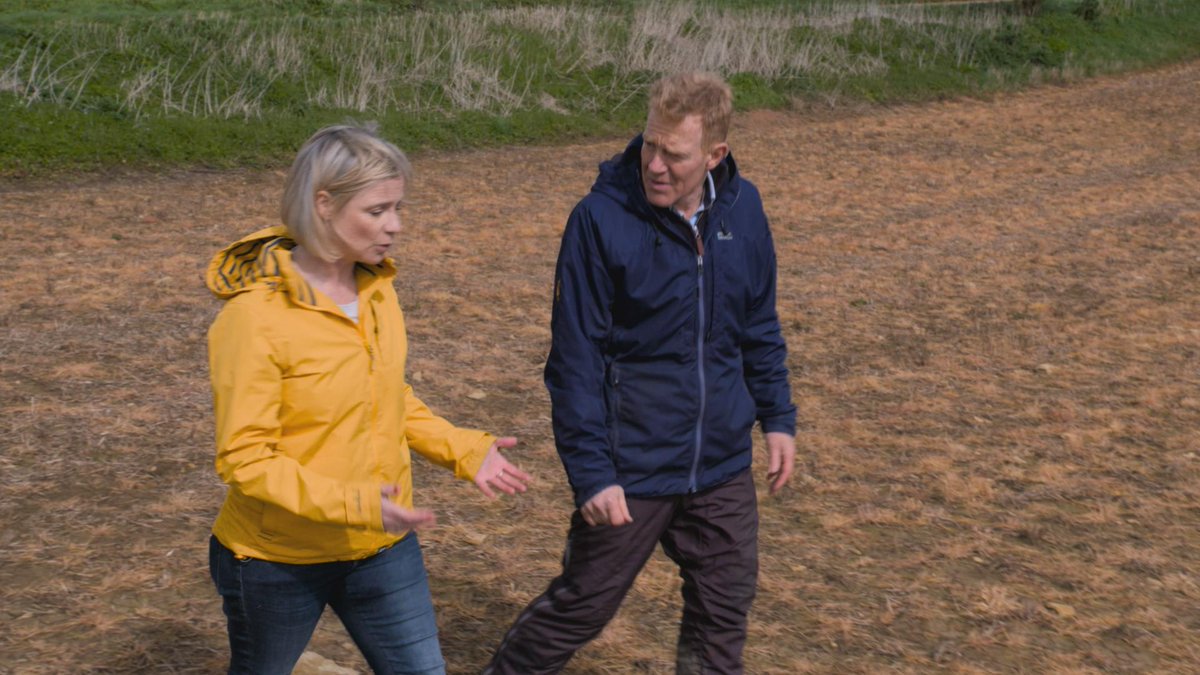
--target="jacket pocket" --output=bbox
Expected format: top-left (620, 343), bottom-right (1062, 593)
top-left (370, 300), bottom-right (399, 368)
top-left (258, 502), bottom-right (282, 542)
top-left (605, 362), bottom-right (621, 472)
top-left (712, 262), bottom-right (751, 341)
top-left (607, 361), bottom-right (695, 478)
top-left (279, 369), bottom-right (334, 428)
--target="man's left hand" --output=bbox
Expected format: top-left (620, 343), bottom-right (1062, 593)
top-left (474, 437), bottom-right (533, 499)
top-left (765, 431), bottom-right (796, 495)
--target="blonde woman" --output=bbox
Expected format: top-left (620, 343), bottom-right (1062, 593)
top-left (205, 124), bottom-right (530, 674)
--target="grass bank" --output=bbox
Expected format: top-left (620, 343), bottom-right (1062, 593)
top-left (1, 0), bottom-right (1198, 176)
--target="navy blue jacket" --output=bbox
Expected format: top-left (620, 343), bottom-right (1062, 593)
top-left (545, 135), bottom-right (796, 507)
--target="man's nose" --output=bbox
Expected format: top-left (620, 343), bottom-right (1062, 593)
top-left (646, 151), bottom-right (666, 174)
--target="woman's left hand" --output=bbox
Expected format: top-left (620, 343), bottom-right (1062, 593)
top-left (474, 437), bottom-right (532, 499)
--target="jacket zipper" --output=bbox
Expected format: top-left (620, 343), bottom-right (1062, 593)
top-left (609, 363), bottom-right (621, 469)
top-left (365, 302), bottom-right (380, 493)
top-left (688, 222), bottom-right (706, 493)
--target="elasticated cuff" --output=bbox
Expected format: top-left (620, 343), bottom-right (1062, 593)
top-left (346, 482), bottom-right (383, 531)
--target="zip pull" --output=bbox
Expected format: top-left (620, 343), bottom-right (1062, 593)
top-left (685, 216), bottom-right (704, 257)
top-left (689, 220), bottom-right (705, 280)
top-left (364, 303), bottom-right (377, 372)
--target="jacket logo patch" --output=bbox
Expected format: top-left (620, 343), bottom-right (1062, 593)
top-left (717, 230), bottom-right (733, 241)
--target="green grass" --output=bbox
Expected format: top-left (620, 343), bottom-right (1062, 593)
top-left (2, 0), bottom-right (1198, 176)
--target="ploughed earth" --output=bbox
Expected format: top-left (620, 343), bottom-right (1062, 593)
top-left (1, 60), bottom-right (1197, 673)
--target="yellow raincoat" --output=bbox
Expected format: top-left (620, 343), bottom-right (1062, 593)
top-left (206, 226), bottom-right (494, 564)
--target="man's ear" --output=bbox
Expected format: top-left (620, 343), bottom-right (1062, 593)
top-left (314, 190), bottom-right (334, 222)
top-left (706, 142), bottom-right (729, 171)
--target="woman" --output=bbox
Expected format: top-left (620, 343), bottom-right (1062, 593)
top-left (205, 124), bottom-right (530, 674)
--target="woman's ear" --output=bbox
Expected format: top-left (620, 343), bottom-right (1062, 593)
top-left (314, 190), bottom-right (334, 223)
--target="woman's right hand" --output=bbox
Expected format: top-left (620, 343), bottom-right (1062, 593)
top-left (380, 484), bottom-right (437, 533)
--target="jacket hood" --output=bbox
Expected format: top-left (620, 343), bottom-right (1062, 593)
top-left (207, 225), bottom-right (292, 300)
top-left (206, 225), bottom-right (395, 304)
top-left (591, 134), bottom-right (740, 218)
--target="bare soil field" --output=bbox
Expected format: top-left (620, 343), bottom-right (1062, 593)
top-left (2, 60), bottom-right (1198, 674)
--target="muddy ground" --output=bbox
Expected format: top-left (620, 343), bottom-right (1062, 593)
top-left (1, 61), bottom-right (1198, 673)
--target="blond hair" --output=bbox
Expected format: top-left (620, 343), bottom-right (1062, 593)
top-left (281, 124), bottom-right (412, 262)
top-left (648, 72), bottom-right (733, 149)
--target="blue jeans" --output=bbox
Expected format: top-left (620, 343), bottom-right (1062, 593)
top-left (209, 534), bottom-right (445, 675)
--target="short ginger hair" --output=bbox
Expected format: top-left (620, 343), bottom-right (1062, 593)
top-left (648, 72), bottom-right (733, 150)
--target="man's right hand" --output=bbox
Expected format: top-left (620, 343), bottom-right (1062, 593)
top-left (581, 485), bottom-right (632, 527)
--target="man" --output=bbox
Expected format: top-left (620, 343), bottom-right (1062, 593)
top-left (487, 72), bottom-right (796, 674)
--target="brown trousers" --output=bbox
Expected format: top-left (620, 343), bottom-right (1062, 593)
top-left (485, 471), bottom-right (759, 674)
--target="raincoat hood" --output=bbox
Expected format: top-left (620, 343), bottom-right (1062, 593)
top-left (205, 225), bottom-right (396, 305)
